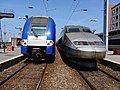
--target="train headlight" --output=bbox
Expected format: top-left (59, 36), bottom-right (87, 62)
top-left (89, 41), bottom-right (105, 46)
top-left (73, 41), bottom-right (88, 45)
top-left (47, 40), bottom-right (54, 46)
top-left (21, 39), bottom-right (27, 46)
top-left (94, 41), bottom-right (105, 46)
top-left (73, 41), bottom-right (105, 46)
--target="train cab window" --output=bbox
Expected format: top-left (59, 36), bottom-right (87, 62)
top-left (29, 24), bottom-right (47, 36)
top-left (68, 28), bottom-right (80, 33)
top-left (83, 28), bottom-right (91, 32)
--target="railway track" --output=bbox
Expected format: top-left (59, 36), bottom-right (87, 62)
top-left (0, 58), bottom-right (28, 85)
top-left (98, 67), bottom-right (120, 82)
top-left (0, 59), bottom-right (48, 90)
top-left (57, 47), bottom-right (120, 89)
top-left (57, 47), bottom-right (119, 89)
top-left (76, 67), bottom-right (120, 90)
top-left (35, 63), bottom-right (47, 90)
top-left (96, 60), bottom-right (120, 81)
top-left (0, 60), bottom-right (29, 86)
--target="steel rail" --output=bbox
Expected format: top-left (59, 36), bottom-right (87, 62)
top-left (77, 69), bottom-right (97, 90)
top-left (98, 68), bottom-right (120, 82)
top-left (96, 60), bottom-right (120, 82)
top-left (0, 58), bottom-right (29, 86)
top-left (36, 63), bottom-right (48, 90)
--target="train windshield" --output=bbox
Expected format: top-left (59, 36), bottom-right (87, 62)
top-left (67, 27), bottom-right (91, 33)
top-left (68, 28), bottom-right (80, 33)
top-left (83, 28), bottom-right (91, 32)
top-left (29, 24), bottom-right (47, 36)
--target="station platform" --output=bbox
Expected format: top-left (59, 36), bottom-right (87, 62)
top-left (98, 51), bottom-right (120, 70)
top-left (104, 51), bottom-right (120, 65)
top-left (0, 47), bottom-right (24, 71)
top-left (0, 47), bottom-right (22, 64)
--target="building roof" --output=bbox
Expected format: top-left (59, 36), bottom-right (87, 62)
top-left (111, 3), bottom-right (120, 9)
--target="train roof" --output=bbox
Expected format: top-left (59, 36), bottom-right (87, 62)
top-left (61, 25), bottom-right (91, 33)
top-left (30, 16), bottom-right (55, 24)
top-left (32, 16), bottom-right (48, 18)
top-left (63, 25), bottom-right (90, 29)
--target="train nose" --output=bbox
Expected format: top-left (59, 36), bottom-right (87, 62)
top-left (74, 40), bottom-right (106, 59)
top-left (77, 48), bottom-right (96, 59)
top-left (93, 48), bottom-right (106, 59)
top-left (77, 47), bottom-right (106, 59)
top-left (87, 48), bottom-right (106, 59)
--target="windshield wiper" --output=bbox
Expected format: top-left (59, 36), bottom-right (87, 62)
top-left (31, 30), bottom-right (38, 38)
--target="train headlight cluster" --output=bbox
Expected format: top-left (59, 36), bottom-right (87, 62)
top-left (73, 41), bottom-right (105, 46)
top-left (47, 40), bottom-right (54, 46)
top-left (73, 41), bottom-right (88, 45)
top-left (21, 39), bottom-right (28, 46)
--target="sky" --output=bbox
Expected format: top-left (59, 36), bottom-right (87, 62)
top-left (0, 0), bottom-right (120, 41)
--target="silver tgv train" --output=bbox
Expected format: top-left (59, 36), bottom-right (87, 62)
top-left (57, 25), bottom-right (106, 67)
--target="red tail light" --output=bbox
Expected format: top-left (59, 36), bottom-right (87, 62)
top-left (74, 41), bottom-right (88, 45)
top-left (47, 43), bottom-right (50, 45)
top-left (24, 42), bottom-right (27, 45)
top-left (47, 40), bottom-right (54, 46)
top-left (79, 42), bottom-right (84, 45)
top-left (21, 39), bottom-right (27, 46)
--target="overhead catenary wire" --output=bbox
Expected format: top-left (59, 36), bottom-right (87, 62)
top-left (42, 0), bottom-right (48, 15)
top-left (64, 0), bottom-right (76, 25)
top-left (43, 0), bottom-right (56, 16)
top-left (65, 0), bottom-right (81, 25)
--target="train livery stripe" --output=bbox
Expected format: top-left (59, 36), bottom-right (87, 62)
top-left (22, 17), bottom-right (32, 39)
top-left (46, 17), bottom-right (55, 54)
top-left (21, 17), bottom-right (32, 54)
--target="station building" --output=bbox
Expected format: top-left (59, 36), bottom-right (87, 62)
top-left (97, 3), bottom-right (120, 54)
top-left (108, 3), bottom-right (120, 54)
top-left (110, 3), bottom-right (120, 31)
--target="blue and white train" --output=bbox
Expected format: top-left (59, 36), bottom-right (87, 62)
top-left (21, 16), bottom-right (56, 61)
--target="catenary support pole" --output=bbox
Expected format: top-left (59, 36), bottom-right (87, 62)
top-left (103, 0), bottom-right (109, 51)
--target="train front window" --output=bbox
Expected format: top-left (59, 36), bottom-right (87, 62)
top-left (29, 24), bottom-right (47, 36)
top-left (83, 28), bottom-right (91, 32)
top-left (68, 28), bottom-right (80, 33)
